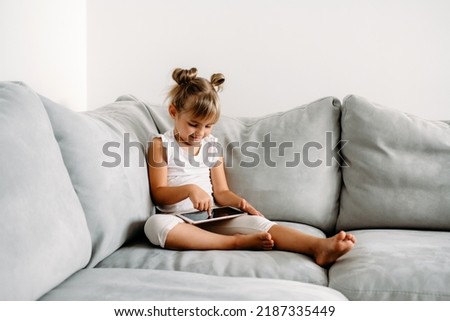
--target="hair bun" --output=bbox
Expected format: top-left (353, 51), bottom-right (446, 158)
top-left (210, 73), bottom-right (225, 92)
top-left (172, 68), bottom-right (198, 85)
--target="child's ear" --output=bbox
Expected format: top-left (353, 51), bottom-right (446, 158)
top-left (168, 105), bottom-right (177, 119)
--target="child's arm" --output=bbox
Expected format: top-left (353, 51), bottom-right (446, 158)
top-left (148, 137), bottom-right (212, 212)
top-left (210, 158), bottom-right (263, 216)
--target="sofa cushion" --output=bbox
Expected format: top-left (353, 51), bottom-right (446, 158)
top-left (329, 229), bottom-right (450, 300)
top-left (0, 82), bottom-right (91, 300)
top-left (40, 268), bottom-right (347, 301)
top-left (97, 222), bottom-right (328, 286)
top-left (337, 95), bottom-right (450, 231)
top-left (42, 95), bottom-right (158, 267)
top-left (148, 97), bottom-right (342, 233)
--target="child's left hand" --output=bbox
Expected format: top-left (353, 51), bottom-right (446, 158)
top-left (238, 198), bottom-right (264, 217)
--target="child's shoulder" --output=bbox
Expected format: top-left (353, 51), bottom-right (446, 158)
top-left (149, 134), bottom-right (167, 151)
top-left (151, 131), bottom-right (173, 143)
top-left (151, 136), bottom-right (163, 144)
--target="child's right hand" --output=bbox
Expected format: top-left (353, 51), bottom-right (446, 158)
top-left (188, 185), bottom-right (212, 214)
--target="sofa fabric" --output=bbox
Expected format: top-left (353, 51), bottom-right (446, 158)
top-left (337, 95), bottom-right (450, 231)
top-left (42, 95), bottom-right (157, 267)
top-left (0, 82), bottom-right (91, 300)
top-left (148, 97), bottom-right (343, 233)
top-left (329, 229), bottom-right (450, 300)
top-left (40, 268), bottom-right (347, 301)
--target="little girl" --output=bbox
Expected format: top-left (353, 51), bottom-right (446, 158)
top-left (144, 67), bottom-right (356, 267)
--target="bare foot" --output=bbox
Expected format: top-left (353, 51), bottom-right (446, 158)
top-left (235, 232), bottom-right (274, 250)
top-left (314, 231), bottom-right (356, 267)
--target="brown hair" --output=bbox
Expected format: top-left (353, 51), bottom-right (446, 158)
top-left (168, 67), bottom-right (225, 122)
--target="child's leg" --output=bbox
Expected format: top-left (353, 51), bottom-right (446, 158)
top-left (268, 225), bottom-right (356, 266)
top-left (165, 223), bottom-right (274, 250)
top-left (145, 214), bottom-right (355, 265)
top-left (144, 214), bottom-right (273, 250)
top-left (204, 215), bottom-right (355, 266)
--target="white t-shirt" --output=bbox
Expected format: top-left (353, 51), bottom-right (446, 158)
top-left (155, 130), bottom-right (221, 213)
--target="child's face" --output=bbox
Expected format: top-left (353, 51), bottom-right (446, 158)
top-left (169, 105), bottom-right (216, 146)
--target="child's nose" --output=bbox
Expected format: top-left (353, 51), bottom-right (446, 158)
top-left (196, 128), bottom-right (205, 136)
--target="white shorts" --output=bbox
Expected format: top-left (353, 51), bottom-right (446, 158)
top-left (144, 214), bottom-right (276, 248)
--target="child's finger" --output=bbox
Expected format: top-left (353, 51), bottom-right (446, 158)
top-left (206, 200), bottom-right (212, 216)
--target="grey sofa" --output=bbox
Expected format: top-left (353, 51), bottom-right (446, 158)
top-left (1, 81), bottom-right (449, 301)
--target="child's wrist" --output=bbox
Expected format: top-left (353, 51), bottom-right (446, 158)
top-left (186, 184), bottom-right (198, 196)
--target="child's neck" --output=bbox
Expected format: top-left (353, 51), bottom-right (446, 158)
top-left (173, 135), bottom-right (201, 156)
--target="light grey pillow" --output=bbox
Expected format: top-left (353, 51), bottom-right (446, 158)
top-left (337, 95), bottom-right (450, 231)
top-left (0, 82), bottom-right (91, 300)
top-left (42, 95), bottom-right (158, 267)
top-left (147, 98), bottom-right (342, 233)
top-left (146, 104), bottom-right (172, 133)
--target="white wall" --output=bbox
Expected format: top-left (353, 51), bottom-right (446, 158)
top-left (0, 0), bottom-right (86, 111)
top-left (1, 1), bottom-right (449, 119)
top-left (87, 0), bottom-right (450, 119)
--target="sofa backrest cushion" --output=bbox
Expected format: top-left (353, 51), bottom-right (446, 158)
top-left (0, 82), bottom-right (91, 300)
top-left (42, 95), bottom-right (157, 267)
top-left (148, 98), bottom-right (342, 233)
top-left (337, 95), bottom-right (450, 231)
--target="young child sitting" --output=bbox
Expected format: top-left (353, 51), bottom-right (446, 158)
top-left (144, 67), bottom-right (356, 267)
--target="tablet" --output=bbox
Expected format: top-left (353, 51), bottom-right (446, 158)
top-left (175, 206), bottom-right (246, 225)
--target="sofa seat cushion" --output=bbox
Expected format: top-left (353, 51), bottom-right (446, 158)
top-left (328, 229), bottom-right (450, 300)
top-left (96, 222), bottom-right (328, 286)
top-left (338, 95), bottom-right (450, 231)
top-left (0, 82), bottom-right (91, 300)
top-left (41, 95), bottom-right (157, 267)
top-left (147, 97), bottom-right (343, 233)
top-left (40, 268), bottom-right (347, 301)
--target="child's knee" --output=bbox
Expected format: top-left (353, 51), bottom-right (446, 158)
top-left (144, 216), bottom-right (161, 246)
top-left (144, 215), bottom-right (182, 248)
